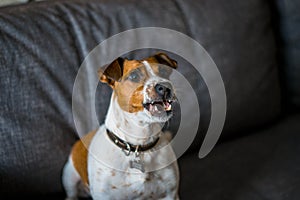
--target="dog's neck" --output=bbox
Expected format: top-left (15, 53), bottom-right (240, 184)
top-left (105, 92), bottom-right (164, 146)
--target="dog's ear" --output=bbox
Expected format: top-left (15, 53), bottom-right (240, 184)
top-left (154, 52), bottom-right (178, 69)
top-left (98, 57), bottom-right (125, 87)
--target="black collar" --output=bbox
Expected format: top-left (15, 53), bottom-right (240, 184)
top-left (106, 129), bottom-right (160, 153)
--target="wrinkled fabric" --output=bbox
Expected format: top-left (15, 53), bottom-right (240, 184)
top-left (0, 0), bottom-right (281, 195)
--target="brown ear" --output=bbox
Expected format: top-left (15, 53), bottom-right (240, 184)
top-left (154, 52), bottom-right (178, 69)
top-left (98, 57), bottom-right (125, 87)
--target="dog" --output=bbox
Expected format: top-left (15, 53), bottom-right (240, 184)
top-left (62, 52), bottom-right (180, 200)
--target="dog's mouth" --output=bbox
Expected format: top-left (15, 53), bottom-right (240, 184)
top-left (143, 99), bottom-right (173, 117)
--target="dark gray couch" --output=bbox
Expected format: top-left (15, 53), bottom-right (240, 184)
top-left (0, 0), bottom-right (299, 199)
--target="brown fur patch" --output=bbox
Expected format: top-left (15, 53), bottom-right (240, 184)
top-left (145, 176), bottom-right (151, 182)
top-left (123, 183), bottom-right (132, 187)
top-left (71, 130), bottom-right (97, 186)
top-left (114, 60), bottom-right (147, 113)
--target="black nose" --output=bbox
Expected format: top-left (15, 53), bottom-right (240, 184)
top-left (155, 82), bottom-right (172, 98)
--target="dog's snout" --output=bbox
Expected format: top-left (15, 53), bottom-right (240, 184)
top-left (155, 82), bottom-right (172, 98)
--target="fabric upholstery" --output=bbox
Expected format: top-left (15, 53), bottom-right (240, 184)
top-left (179, 113), bottom-right (300, 200)
top-left (275, 0), bottom-right (300, 109)
top-left (0, 0), bottom-right (282, 195)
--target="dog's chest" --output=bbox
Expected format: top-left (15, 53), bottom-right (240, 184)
top-left (88, 126), bottom-right (178, 199)
top-left (90, 167), bottom-right (176, 199)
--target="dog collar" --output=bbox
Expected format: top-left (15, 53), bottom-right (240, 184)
top-left (106, 129), bottom-right (160, 155)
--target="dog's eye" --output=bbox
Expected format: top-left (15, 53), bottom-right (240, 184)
top-left (128, 71), bottom-right (141, 82)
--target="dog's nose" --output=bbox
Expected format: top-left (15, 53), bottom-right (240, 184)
top-left (155, 82), bottom-right (172, 98)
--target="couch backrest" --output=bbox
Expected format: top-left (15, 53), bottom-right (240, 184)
top-left (274, 0), bottom-right (300, 111)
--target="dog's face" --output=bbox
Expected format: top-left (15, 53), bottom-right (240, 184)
top-left (99, 53), bottom-right (177, 123)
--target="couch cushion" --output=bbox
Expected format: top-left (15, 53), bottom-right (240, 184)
top-left (0, 0), bottom-right (281, 196)
top-left (179, 113), bottom-right (300, 200)
top-left (275, 0), bottom-right (300, 110)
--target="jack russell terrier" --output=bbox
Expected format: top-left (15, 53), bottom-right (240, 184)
top-left (62, 53), bottom-right (180, 200)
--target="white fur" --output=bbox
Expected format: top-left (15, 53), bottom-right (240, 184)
top-left (142, 60), bottom-right (174, 122)
top-left (62, 156), bottom-right (90, 200)
top-left (88, 126), bottom-right (179, 200)
top-left (142, 60), bottom-right (156, 76)
top-left (104, 93), bottom-right (163, 144)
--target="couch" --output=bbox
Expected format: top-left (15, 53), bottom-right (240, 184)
top-left (0, 0), bottom-right (299, 199)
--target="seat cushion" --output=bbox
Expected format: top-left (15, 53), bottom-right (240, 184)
top-left (178, 113), bottom-right (300, 200)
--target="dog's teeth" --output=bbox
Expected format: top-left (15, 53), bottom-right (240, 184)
top-left (149, 104), bottom-right (153, 111)
top-left (154, 105), bottom-right (158, 111)
top-left (168, 100), bottom-right (172, 103)
top-left (164, 103), bottom-right (172, 111)
top-left (165, 104), bottom-right (172, 111)
top-left (151, 101), bottom-right (154, 105)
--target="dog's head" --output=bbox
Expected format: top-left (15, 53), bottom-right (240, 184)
top-left (99, 53), bottom-right (177, 123)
